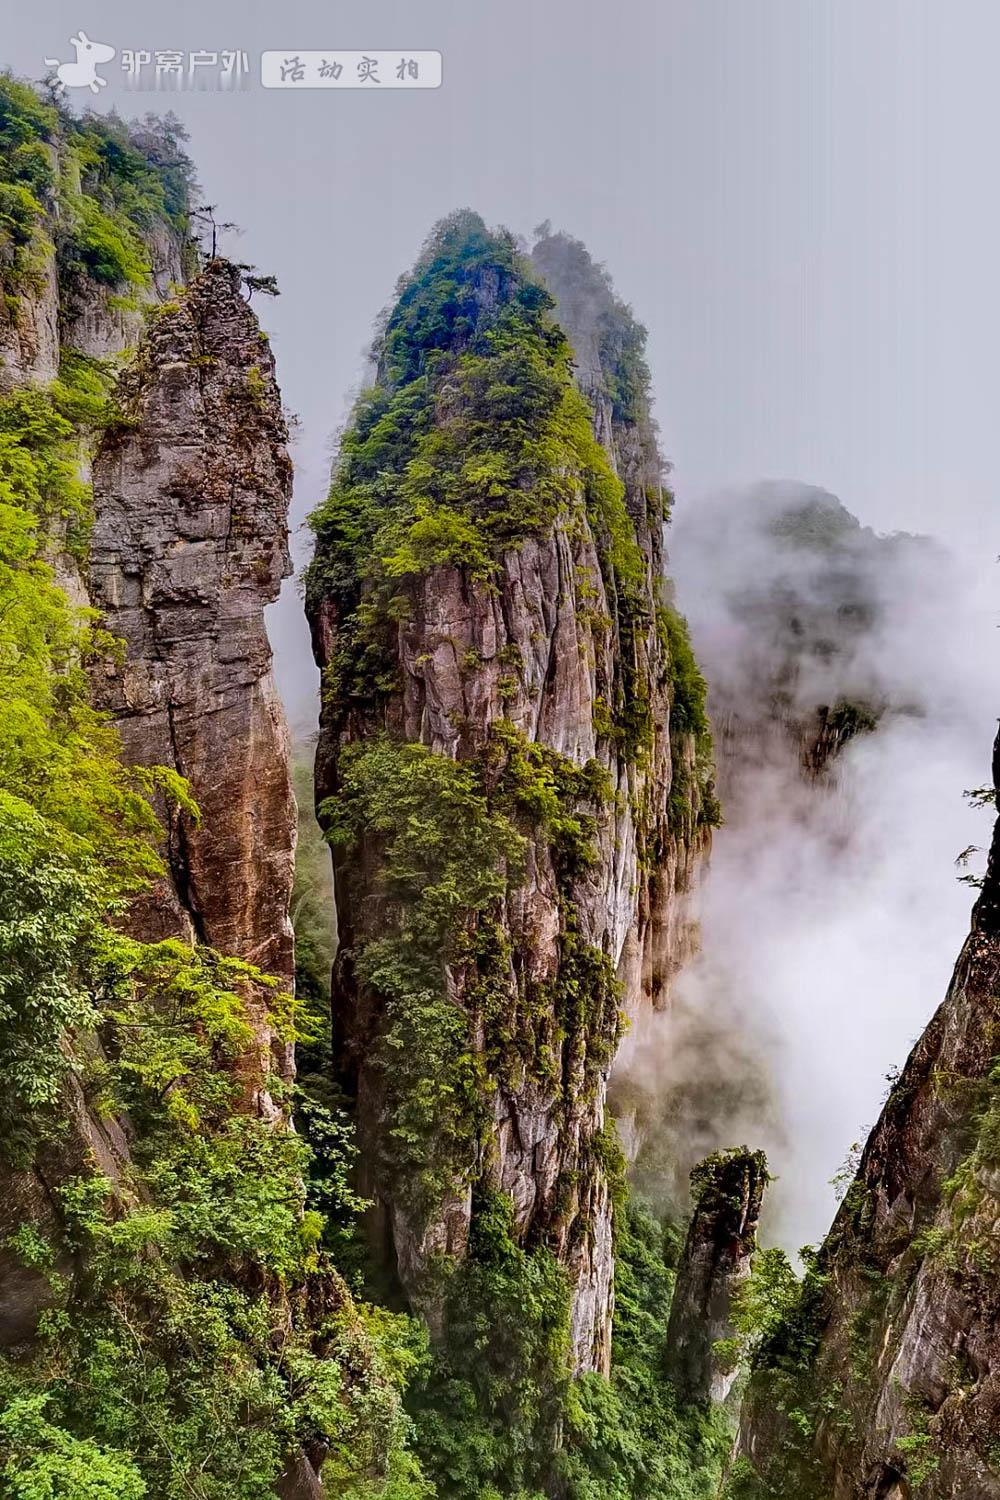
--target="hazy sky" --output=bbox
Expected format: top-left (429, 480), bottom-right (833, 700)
top-left (9, 0), bottom-right (1000, 724)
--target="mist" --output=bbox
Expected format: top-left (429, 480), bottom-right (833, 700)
top-left (613, 482), bottom-right (998, 1252)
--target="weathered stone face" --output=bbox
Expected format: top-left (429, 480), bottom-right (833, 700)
top-left (319, 499), bottom-right (666, 1373)
top-left (0, 251), bottom-right (59, 392)
top-left (0, 1074), bottom-right (132, 1349)
top-left (0, 254), bottom-right (298, 1343)
top-left (0, 152), bottom-right (184, 395)
top-left (89, 264), bottom-right (296, 982)
top-left (309, 227), bottom-right (712, 1374)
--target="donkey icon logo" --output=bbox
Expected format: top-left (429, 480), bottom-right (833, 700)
top-left (45, 33), bottom-right (116, 94)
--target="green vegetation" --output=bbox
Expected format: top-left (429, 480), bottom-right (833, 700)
top-left (407, 1191), bottom-right (572, 1498)
top-left (598, 308), bottom-right (652, 428)
top-left (718, 1249), bottom-right (839, 1500)
top-left (767, 494), bottom-right (862, 552)
top-left (729, 1032), bottom-right (1000, 1498)
top-left (290, 721), bottom-right (729, 1499)
top-left (1, 1394), bottom-right (147, 1500)
top-left (62, 189), bottom-right (151, 288)
top-left (658, 606), bottom-right (710, 750)
top-left (0, 351), bottom-right (115, 564)
top-left (657, 604), bottom-right (720, 828)
top-left (529, 229), bottom-right (654, 431)
top-left (289, 743), bottom-right (337, 1013)
top-left (559, 1198), bottom-right (732, 1499)
top-left (712, 1246), bottom-right (800, 1379)
top-left (0, 184), bottom-right (424, 1490)
top-left (323, 737), bottom-right (523, 1214)
top-left (895, 1402), bottom-right (941, 1490)
top-left (402, 1191), bottom-right (734, 1500)
top-left (0, 73), bottom-right (196, 312)
top-left (0, 917), bottom-right (426, 1498)
top-left (319, 718), bottom-right (629, 1224)
top-left (0, 598), bottom-right (424, 1493)
top-left (0, 76), bottom-right (57, 296)
top-left (306, 211), bottom-right (643, 727)
top-left (56, 110), bottom-right (194, 291)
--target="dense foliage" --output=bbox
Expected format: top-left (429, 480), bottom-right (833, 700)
top-left (560, 1199), bottom-right (733, 1499)
top-left (0, 356), bottom-right (424, 1496)
top-left (306, 211), bottom-right (643, 725)
top-left (719, 1251), bottom-right (834, 1500)
top-left (323, 738), bottom-right (524, 1215)
top-left (395, 1191), bottom-right (735, 1500)
top-left (406, 1192), bottom-right (572, 1498)
top-left (1, 84), bottom-right (733, 1496)
top-left (0, 71), bottom-right (196, 317)
top-left (0, 87), bottom-right (427, 1495)
top-left (320, 717), bottom-right (630, 1235)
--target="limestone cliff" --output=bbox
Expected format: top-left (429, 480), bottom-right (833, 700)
top-left (307, 213), bottom-right (716, 1372)
top-left (0, 90), bottom-right (298, 1059)
top-left (0, 89), bottom-right (404, 1499)
top-left (0, 85), bottom-right (295, 1380)
top-left (0, 100), bottom-right (297, 1096)
top-left (0, 98), bottom-right (199, 1347)
top-left (530, 229), bottom-right (711, 1001)
top-left (89, 260), bottom-right (296, 999)
top-left (0, 111), bottom-right (188, 395)
top-left (731, 735), bottom-right (1000, 1499)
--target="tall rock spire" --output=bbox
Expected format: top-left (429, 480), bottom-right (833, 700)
top-left (89, 260), bottom-right (296, 991)
top-left (307, 212), bottom-right (716, 1370)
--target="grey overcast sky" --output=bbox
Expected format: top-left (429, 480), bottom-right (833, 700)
top-left (7, 1), bottom-right (1000, 724)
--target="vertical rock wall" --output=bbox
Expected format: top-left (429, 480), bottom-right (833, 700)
top-left (0, 108), bottom-right (297, 1337)
top-left (87, 258), bottom-right (297, 1109)
top-left (89, 261), bottom-right (296, 992)
top-left (308, 215), bottom-right (714, 1372)
top-left (0, 114), bottom-right (194, 1347)
top-left (531, 230), bottom-right (710, 1011)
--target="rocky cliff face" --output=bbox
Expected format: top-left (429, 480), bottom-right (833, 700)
top-left (89, 261), bottom-right (296, 993)
top-left (530, 230), bottom-right (711, 1006)
top-left (731, 735), bottom-right (1000, 1499)
top-left (0, 241), bottom-right (59, 392)
top-left (307, 214), bottom-right (715, 1371)
top-left (0, 114), bottom-right (188, 396)
top-left (0, 94), bottom-right (296, 1342)
top-left (87, 257), bottom-right (297, 1113)
top-left (0, 103), bottom-right (191, 1347)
